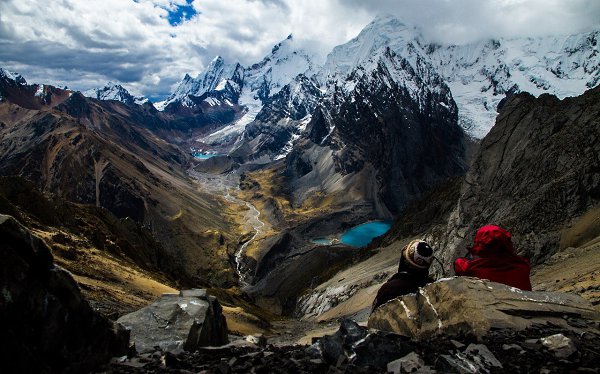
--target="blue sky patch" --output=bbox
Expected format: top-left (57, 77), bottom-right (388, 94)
top-left (166, 0), bottom-right (196, 26)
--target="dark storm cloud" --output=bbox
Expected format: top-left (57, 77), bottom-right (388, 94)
top-left (0, 40), bottom-right (165, 82)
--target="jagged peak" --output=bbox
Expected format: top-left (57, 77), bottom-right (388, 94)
top-left (0, 67), bottom-right (27, 85)
top-left (82, 81), bottom-right (148, 105)
top-left (271, 37), bottom-right (289, 54)
top-left (317, 14), bottom-right (425, 87)
top-left (101, 81), bottom-right (126, 90)
top-left (207, 55), bottom-right (225, 69)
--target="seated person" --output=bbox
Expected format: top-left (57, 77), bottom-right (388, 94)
top-left (454, 224), bottom-right (532, 290)
top-left (372, 239), bottom-right (435, 311)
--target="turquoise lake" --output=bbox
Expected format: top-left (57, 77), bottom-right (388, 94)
top-left (192, 153), bottom-right (223, 160)
top-left (340, 221), bottom-right (393, 248)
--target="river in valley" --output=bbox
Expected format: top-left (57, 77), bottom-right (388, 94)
top-left (188, 168), bottom-right (264, 286)
top-left (189, 164), bottom-right (393, 288)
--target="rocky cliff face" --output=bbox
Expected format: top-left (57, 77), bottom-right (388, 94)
top-left (231, 75), bottom-right (322, 162)
top-left (429, 86), bottom-right (600, 271)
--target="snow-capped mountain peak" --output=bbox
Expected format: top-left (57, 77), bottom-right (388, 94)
top-left (244, 33), bottom-right (320, 104)
top-left (316, 15), bottom-right (423, 86)
top-left (161, 56), bottom-right (244, 111)
top-left (83, 82), bottom-right (148, 105)
top-left (0, 68), bottom-right (27, 85)
top-left (197, 35), bottom-right (322, 145)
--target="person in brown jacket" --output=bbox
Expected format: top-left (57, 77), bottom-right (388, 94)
top-left (372, 239), bottom-right (435, 311)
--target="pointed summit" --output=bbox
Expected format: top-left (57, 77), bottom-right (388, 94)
top-left (160, 55), bottom-right (244, 111)
top-left (206, 55), bottom-right (225, 70)
top-left (0, 68), bottom-right (27, 85)
top-left (82, 82), bottom-right (147, 105)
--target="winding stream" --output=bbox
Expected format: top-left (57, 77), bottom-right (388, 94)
top-left (189, 168), bottom-right (264, 286)
top-left (224, 190), bottom-right (265, 286)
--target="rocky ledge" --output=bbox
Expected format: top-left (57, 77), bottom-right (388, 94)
top-left (369, 277), bottom-right (600, 339)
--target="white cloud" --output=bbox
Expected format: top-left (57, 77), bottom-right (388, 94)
top-left (0, 0), bottom-right (598, 100)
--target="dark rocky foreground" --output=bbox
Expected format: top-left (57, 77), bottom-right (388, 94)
top-left (102, 320), bottom-right (600, 373)
top-left (0, 214), bottom-right (129, 373)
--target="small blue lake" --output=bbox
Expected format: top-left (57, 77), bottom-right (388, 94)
top-left (192, 153), bottom-right (223, 160)
top-left (340, 221), bottom-right (393, 248)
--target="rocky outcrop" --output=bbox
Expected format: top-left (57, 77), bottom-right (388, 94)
top-left (368, 277), bottom-right (600, 340)
top-left (0, 214), bottom-right (129, 373)
top-left (431, 86), bottom-right (600, 271)
top-left (117, 289), bottom-right (228, 353)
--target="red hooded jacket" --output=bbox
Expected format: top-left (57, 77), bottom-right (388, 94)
top-left (454, 225), bottom-right (532, 291)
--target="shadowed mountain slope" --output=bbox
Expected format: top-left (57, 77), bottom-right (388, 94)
top-left (0, 73), bottom-right (239, 288)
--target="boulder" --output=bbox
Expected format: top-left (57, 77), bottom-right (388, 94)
top-left (436, 344), bottom-right (503, 374)
top-left (306, 319), bottom-right (414, 370)
top-left (0, 214), bottom-right (129, 373)
top-left (540, 334), bottom-right (577, 358)
top-left (387, 352), bottom-right (435, 374)
top-left (368, 277), bottom-right (600, 340)
top-left (117, 289), bottom-right (228, 353)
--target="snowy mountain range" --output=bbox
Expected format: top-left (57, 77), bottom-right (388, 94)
top-left (160, 15), bottom-right (598, 150)
top-left (15, 15), bottom-right (597, 150)
top-left (155, 34), bottom-right (319, 146)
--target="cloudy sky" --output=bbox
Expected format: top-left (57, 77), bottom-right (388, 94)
top-left (1, 0), bottom-right (598, 101)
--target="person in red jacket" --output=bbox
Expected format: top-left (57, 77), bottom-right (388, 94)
top-left (454, 225), bottom-right (532, 290)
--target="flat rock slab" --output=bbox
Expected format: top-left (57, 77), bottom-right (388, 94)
top-left (118, 289), bottom-right (227, 353)
top-left (368, 277), bottom-right (600, 340)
